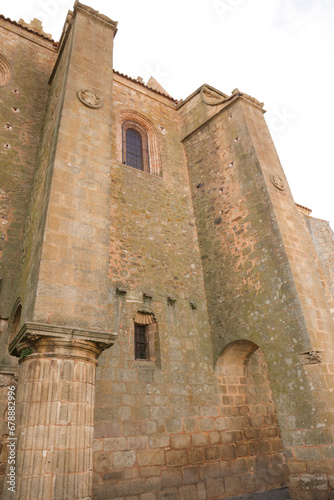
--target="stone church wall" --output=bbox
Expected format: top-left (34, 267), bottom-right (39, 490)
top-left (0, 19), bottom-right (56, 321)
top-left (300, 214), bottom-right (334, 319)
top-left (0, 3), bottom-right (333, 499)
top-left (90, 74), bottom-right (288, 499)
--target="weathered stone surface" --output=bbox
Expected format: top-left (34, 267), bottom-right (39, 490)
top-left (137, 449), bottom-right (165, 467)
top-left (1, 2), bottom-right (334, 499)
top-left (10, 328), bottom-right (114, 500)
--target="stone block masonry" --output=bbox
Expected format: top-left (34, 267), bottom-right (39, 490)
top-left (0, 14), bottom-right (56, 359)
top-left (182, 86), bottom-right (334, 499)
top-left (0, 366), bottom-right (18, 498)
top-left (0, 2), bottom-right (334, 499)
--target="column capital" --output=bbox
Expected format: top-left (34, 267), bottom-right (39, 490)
top-left (9, 322), bottom-right (117, 360)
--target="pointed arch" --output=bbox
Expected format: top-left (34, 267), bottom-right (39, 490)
top-left (122, 121), bottom-right (149, 172)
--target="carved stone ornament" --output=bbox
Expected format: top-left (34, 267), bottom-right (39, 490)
top-left (26, 333), bottom-right (41, 342)
top-left (200, 85), bottom-right (228, 106)
top-left (270, 173), bottom-right (286, 191)
top-left (134, 309), bottom-right (156, 326)
top-left (300, 350), bottom-right (322, 365)
top-left (199, 85), bottom-right (264, 109)
top-left (77, 89), bottom-right (103, 109)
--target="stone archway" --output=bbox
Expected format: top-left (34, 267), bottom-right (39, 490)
top-left (215, 340), bottom-right (289, 497)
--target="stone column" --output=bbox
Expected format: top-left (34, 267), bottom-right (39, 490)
top-left (4, 322), bottom-right (116, 500)
top-left (0, 365), bottom-right (19, 495)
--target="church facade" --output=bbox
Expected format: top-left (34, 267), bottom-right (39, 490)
top-left (0, 2), bottom-right (334, 499)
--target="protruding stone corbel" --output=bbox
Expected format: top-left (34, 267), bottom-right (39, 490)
top-left (167, 296), bottom-right (176, 306)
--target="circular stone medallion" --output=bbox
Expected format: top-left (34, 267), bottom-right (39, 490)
top-left (270, 173), bottom-right (286, 190)
top-left (77, 89), bottom-right (102, 109)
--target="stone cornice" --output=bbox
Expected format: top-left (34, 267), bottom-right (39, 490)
top-left (181, 94), bottom-right (239, 143)
top-left (9, 322), bottom-right (117, 357)
top-left (176, 83), bottom-right (228, 110)
top-left (73, 1), bottom-right (118, 35)
top-left (230, 88), bottom-right (264, 109)
top-left (181, 92), bottom-right (265, 143)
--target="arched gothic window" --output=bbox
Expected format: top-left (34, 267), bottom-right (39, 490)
top-left (122, 121), bottom-right (150, 172)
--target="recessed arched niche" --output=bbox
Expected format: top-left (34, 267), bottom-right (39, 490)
top-left (0, 53), bottom-right (12, 87)
top-left (215, 340), bottom-right (289, 496)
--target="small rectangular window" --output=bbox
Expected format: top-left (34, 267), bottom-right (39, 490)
top-left (134, 324), bottom-right (149, 360)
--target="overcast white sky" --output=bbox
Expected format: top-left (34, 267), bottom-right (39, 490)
top-left (2, 0), bottom-right (334, 228)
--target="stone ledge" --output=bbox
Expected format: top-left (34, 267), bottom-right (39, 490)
top-left (0, 364), bottom-right (19, 376)
top-left (222, 487), bottom-right (290, 500)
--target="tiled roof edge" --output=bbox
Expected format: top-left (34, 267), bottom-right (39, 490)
top-left (295, 202), bottom-right (312, 215)
top-left (113, 70), bottom-right (178, 104)
top-left (0, 14), bottom-right (57, 45)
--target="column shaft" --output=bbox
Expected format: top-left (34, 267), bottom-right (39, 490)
top-left (15, 353), bottom-right (95, 499)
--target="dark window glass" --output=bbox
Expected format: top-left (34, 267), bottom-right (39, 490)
top-left (135, 324), bottom-right (149, 360)
top-left (126, 129), bottom-right (143, 170)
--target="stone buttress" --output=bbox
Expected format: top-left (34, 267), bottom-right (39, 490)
top-left (3, 3), bottom-right (118, 499)
top-left (180, 85), bottom-right (334, 499)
